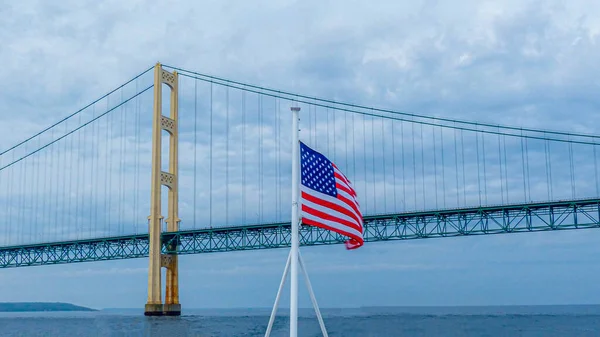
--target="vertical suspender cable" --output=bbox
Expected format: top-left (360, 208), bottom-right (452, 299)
top-left (84, 107), bottom-right (90, 236)
top-left (4, 153), bottom-right (8, 243)
top-left (103, 99), bottom-right (109, 233)
top-left (548, 139), bottom-right (554, 200)
top-left (274, 97), bottom-right (278, 222)
top-left (503, 135), bottom-right (508, 203)
top-left (96, 103), bottom-right (101, 235)
top-left (344, 104), bottom-right (349, 175)
top-left (420, 124), bottom-right (425, 209)
top-left (29, 140), bottom-right (36, 241)
top-left (454, 125), bottom-right (459, 207)
top-left (333, 103), bottom-right (337, 163)
top-left (258, 94), bottom-right (263, 223)
top-left (127, 88), bottom-right (132, 232)
top-left (89, 103), bottom-right (95, 236)
top-left (326, 107), bottom-right (330, 155)
top-left (76, 112), bottom-right (82, 239)
top-left (209, 82), bottom-right (213, 227)
top-left (498, 130), bottom-right (504, 205)
top-left (544, 135), bottom-right (550, 200)
top-left (568, 139), bottom-right (575, 198)
top-left (391, 119), bottom-right (396, 212)
top-left (595, 144), bottom-right (599, 196)
top-left (105, 97), bottom-right (109, 233)
top-left (41, 139), bottom-right (47, 242)
top-left (400, 121), bottom-right (406, 211)
top-left (13, 153), bottom-right (17, 243)
top-left (91, 104), bottom-right (96, 237)
top-left (27, 141), bottom-right (34, 243)
top-left (308, 100), bottom-right (312, 144)
top-left (351, 111), bottom-right (356, 191)
top-left (226, 87), bottom-right (229, 224)
top-left (54, 127), bottom-right (60, 240)
top-left (440, 126), bottom-right (446, 208)
top-left (314, 100), bottom-right (318, 149)
top-left (86, 104), bottom-right (91, 236)
top-left (482, 131), bottom-right (488, 205)
top-left (546, 137), bottom-right (552, 200)
top-left (475, 130), bottom-right (482, 205)
top-left (137, 82), bottom-right (142, 231)
top-left (194, 79), bottom-right (198, 229)
top-left (381, 114), bottom-right (387, 212)
top-left (63, 122), bottom-right (70, 240)
top-left (106, 97), bottom-right (111, 234)
top-left (52, 124), bottom-right (58, 242)
top-left (401, 121), bottom-right (406, 210)
top-left (119, 88), bottom-right (125, 234)
top-left (461, 129), bottom-right (466, 206)
top-left (12, 150), bottom-right (17, 242)
top-left (30, 143), bottom-right (35, 243)
top-left (134, 79), bottom-right (140, 233)
top-left (372, 114), bottom-right (376, 213)
top-left (8, 152), bottom-right (13, 243)
top-left (19, 151), bottom-right (24, 243)
top-left (433, 124), bottom-right (438, 209)
top-left (362, 112), bottom-right (367, 212)
top-left (34, 137), bottom-right (41, 241)
top-left (15, 146), bottom-right (20, 243)
top-left (242, 90), bottom-right (246, 224)
top-left (22, 146), bottom-right (27, 243)
top-left (24, 140), bottom-right (30, 242)
top-left (78, 114), bottom-right (85, 239)
top-left (276, 98), bottom-right (280, 220)
top-left (520, 130), bottom-right (526, 201)
top-left (20, 143), bottom-right (26, 243)
top-left (44, 128), bottom-right (49, 241)
top-left (23, 145), bottom-right (28, 243)
top-left (525, 136), bottom-right (531, 201)
top-left (130, 85), bottom-right (135, 233)
top-left (412, 122), bottom-right (417, 210)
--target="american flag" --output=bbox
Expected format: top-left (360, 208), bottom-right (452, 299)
top-left (299, 141), bottom-right (364, 250)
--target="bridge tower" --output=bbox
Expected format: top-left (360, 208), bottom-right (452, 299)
top-left (145, 63), bottom-right (181, 316)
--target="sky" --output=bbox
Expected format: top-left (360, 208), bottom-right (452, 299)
top-left (2, 0), bottom-right (600, 310)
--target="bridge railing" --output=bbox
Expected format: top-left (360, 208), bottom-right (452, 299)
top-left (1, 198), bottom-right (598, 268)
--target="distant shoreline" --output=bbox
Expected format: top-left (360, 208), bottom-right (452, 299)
top-left (0, 302), bottom-right (96, 312)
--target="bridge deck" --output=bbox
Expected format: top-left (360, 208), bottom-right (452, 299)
top-left (1, 198), bottom-right (599, 268)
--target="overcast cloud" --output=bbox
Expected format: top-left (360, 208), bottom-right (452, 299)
top-left (1, 0), bottom-right (600, 309)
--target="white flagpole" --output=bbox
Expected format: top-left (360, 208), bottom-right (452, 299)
top-left (265, 251), bottom-right (292, 337)
top-left (298, 251), bottom-right (328, 337)
top-left (290, 106), bottom-right (301, 337)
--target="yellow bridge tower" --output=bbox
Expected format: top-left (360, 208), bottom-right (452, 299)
top-left (145, 63), bottom-right (181, 316)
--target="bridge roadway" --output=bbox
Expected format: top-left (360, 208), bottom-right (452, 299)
top-left (1, 198), bottom-right (599, 268)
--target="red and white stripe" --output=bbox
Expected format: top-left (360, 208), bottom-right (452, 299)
top-left (301, 163), bottom-right (364, 249)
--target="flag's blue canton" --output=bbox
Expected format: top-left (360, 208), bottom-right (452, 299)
top-left (300, 142), bottom-right (337, 198)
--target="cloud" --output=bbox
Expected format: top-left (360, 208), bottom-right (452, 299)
top-left (1, 0), bottom-right (600, 308)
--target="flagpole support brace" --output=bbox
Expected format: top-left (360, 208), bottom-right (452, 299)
top-left (299, 251), bottom-right (328, 337)
top-left (264, 250), bottom-right (328, 337)
top-left (265, 251), bottom-right (292, 337)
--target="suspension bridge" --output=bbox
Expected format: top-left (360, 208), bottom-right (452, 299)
top-left (1, 63), bottom-right (599, 315)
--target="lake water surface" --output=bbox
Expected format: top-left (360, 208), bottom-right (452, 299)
top-left (0, 305), bottom-right (599, 336)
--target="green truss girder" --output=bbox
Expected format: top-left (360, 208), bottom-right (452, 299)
top-left (1, 198), bottom-right (599, 268)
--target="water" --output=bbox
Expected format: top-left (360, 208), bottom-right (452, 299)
top-left (0, 306), bottom-right (599, 336)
